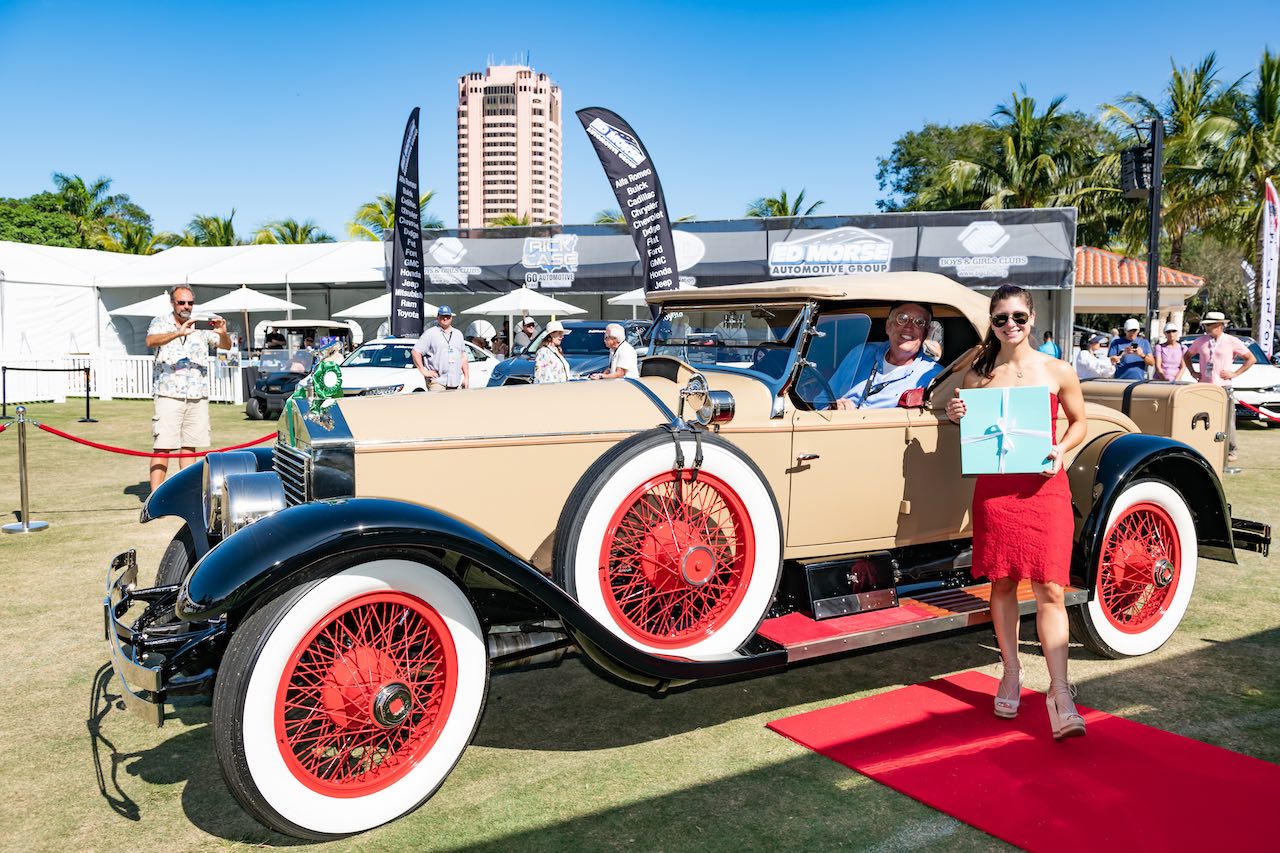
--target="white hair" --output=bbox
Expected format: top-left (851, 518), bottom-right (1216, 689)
top-left (605, 323), bottom-right (625, 339)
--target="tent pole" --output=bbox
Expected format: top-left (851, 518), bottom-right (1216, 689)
top-left (286, 282), bottom-right (293, 320)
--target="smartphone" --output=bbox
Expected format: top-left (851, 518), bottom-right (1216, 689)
top-left (191, 318), bottom-right (217, 330)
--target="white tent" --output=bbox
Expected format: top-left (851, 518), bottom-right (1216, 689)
top-left (108, 292), bottom-right (173, 317)
top-left (333, 292), bottom-right (438, 319)
top-left (0, 241), bottom-right (140, 355)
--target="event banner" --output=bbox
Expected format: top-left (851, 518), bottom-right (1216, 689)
top-left (388, 107), bottom-right (425, 338)
top-left (576, 107), bottom-right (679, 313)
top-left (1259, 178), bottom-right (1277, 357)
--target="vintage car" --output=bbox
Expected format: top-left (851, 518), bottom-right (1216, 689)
top-left (105, 272), bottom-right (1271, 839)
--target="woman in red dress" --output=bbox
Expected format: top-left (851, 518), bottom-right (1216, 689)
top-left (946, 284), bottom-right (1089, 739)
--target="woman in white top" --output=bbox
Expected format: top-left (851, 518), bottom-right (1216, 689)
top-left (534, 321), bottom-right (572, 383)
top-left (1074, 334), bottom-right (1113, 380)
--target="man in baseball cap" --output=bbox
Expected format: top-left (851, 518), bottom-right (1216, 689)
top-left (1107, 317), bottom-right (1154, 380)
top-left (411, 304), bottom-right (468, 391)
top-left (514, 316), bottom-right (538, 351)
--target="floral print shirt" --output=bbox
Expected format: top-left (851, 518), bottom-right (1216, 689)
top-left (148, 314), bottom-right (219, 399)
top-left (534, 345), bottom-right (570, 384)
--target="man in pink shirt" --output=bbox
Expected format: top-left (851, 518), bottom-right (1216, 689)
top-left (1182, 311), bottom-right (1257, 462)
top-left (1153, 322), bottom-right (1187, 381)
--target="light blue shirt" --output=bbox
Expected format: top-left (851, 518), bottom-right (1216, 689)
top-left (1038, 341), bottom-right (1061, 358)
top-left (832, 341), bottom-right (942, 409)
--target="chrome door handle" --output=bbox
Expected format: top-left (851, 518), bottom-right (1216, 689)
top-left (796, 453), bottom-right (820, 462)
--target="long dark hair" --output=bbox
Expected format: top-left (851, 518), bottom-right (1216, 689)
top-left (973, 284), bottom-right (1034, 378)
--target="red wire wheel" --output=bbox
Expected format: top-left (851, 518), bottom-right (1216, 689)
top-left (273, 590), bottom-right (458, 797)
top-left (1097, 501), bottom-right (1182, 634)
top-left (599, 470), bottom-right (755, 648)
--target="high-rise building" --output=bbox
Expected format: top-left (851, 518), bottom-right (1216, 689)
top-left (457, 63), bottom-right (562, 229)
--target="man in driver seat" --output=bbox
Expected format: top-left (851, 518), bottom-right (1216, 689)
top-left (833, 301), bottom-right (942, 409)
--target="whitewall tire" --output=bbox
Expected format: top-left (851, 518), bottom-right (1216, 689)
top-left (212, 558), bottom-right (487, 839)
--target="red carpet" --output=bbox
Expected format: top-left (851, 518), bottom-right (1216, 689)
top-left (768, 671), bottom-right (1279, 851)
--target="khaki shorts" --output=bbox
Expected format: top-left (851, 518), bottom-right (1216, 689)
top-left (153, 396), bottom-right (211, 449)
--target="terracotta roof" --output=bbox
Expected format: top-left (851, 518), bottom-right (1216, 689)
top-left (1075, 246), bottom-right (1204, 288)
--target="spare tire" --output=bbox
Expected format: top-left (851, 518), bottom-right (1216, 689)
top-left (554, 428), bottom-right (782, 659)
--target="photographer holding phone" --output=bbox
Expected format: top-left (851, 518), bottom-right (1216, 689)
top-left (145, 287), bottom-right (231, 490)
top-left (1107, 318), bottom-right (1154, 380)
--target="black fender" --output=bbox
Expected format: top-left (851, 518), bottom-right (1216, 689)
top-left (1068, 432), bottom-right (1234, 591)
top-left (175, 497), bottom-right (787, 685)
top-left (141, 447), bottom-right (274, 558)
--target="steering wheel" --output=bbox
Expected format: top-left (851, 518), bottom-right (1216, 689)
top-left (792, 365), bottom-right (839, 411)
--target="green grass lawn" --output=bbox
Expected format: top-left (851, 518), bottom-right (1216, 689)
top-left (1, 400), bottom-right (1276, 851)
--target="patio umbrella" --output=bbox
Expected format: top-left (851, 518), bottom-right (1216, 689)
top-left (607, 283), bottom-right (698, 317)
top-left (333, 292), bottom-right (438, 320)
top-left (108, 292), bottom-right (174, 317)
top-left (465, 287), bottom-right (586, 352)
top-left (200, 285), bottom-right (304, 349)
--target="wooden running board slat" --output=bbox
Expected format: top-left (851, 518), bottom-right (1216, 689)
top-left (757, 581), bottom-right (1087, 663)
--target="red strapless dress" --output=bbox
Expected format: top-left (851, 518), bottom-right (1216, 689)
top-left (971, 392), bottom-right (1072, 586)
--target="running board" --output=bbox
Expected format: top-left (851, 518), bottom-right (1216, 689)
top-left (756, 581), bottom-right (1088, 663)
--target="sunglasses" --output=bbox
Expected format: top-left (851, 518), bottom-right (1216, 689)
top-left (991, 311), bottom-right (1030, 328)
top-left (891, 312), bottom-right (928, 329)
top-left (173, 300), bottom-right (195, 306)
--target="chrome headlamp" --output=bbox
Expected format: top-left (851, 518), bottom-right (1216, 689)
top-left (220, 472), bottom-right (288, 538)
top-left (677, 373), bottom-right (735, 428)
top-left (203, 451), bottom-right (258, 535)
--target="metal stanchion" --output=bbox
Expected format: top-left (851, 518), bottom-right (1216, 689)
top-left (78, 367), bottom-right (97, 423)
top-left (0, 367), bottom-right (11, 420)
top-left (2, 406), bottom-right (50, 534)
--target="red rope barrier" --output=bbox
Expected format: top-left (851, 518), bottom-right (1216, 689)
top-left (0, 422), bottom-right (7, 433)
top-left (1238, 400), bottom-right (1280, 423)
top-left (34, 422), bottom-right (277, 458)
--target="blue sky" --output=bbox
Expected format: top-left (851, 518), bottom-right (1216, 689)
top-left (0, 1), bottom-right (1272, 237)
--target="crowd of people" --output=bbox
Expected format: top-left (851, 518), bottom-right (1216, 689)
top-left (1071, 312), bottom-right (1256, 461)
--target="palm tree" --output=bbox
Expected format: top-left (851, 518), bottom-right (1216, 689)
top-left (1214, 49), bottom-right (1280, 338)
top-left (254, 218), bottom-right (335, 244)
top-left (745, 189), bottom-right (824, 218)
top-left (51, 173), bottom-right (145, 249)
top-left (486, 212), bottom-right (533, 227)
top-left (181, 211), bottom-right (244, 246)
top-left (102, 222), bottom-right (180, 255)
top-left (921, 90), bottom-right (1088, 212)
top-left (347, 191), bottom-right (441, 240)
top-left (1094, 54), bottom-right (1243, 266)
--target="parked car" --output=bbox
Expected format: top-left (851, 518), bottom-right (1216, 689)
top-left (1178, 334), bottom-right (1280, 424)
top-left (487, 319), bottom-right (650, 385)
top-left (107, 272), bottom-right (1270, 839)
top-left (338, 337), bottom-right (498, 395)
top-left (244, 349), bottom-right (313, 420)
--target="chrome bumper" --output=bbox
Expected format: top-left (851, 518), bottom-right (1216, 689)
top-left (103, 551), bottom-right (167, 725)
top-left (103, 551), bottom-right (225, 727)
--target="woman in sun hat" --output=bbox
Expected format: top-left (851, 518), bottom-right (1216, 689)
top-left (533, 320), bottom-right (572, 384)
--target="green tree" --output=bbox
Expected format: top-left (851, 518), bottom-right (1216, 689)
top-left (0, 192), bottom-right (80, 247)
top-left (181, 211), bottom-right (244, 246)
top-left (919, 90), bottom-right (1096, 212)
top-left (103, 221), bottom-right (180, 254)
top-left (347, 191), bottom-right (441, 240)
top-left (253, 218), bottom-right (335, 244)
top-left (486, 212), bottom-right (533, 227)
top-left (1093, 53), bottom-right (1243, 267)
top-left (875, 122), bottom-right (1000, 211)
top-left (51, 173), bottom-right (149, 249)
top-left (745, 189), bottom-right (824, 218)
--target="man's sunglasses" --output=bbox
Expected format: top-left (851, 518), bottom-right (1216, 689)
top-left (991, 311), bottom-right (1030, 328)
top-left (891, 312), bottom-right (928, 329)
top-left (173, 299), bottom-right (195, 306)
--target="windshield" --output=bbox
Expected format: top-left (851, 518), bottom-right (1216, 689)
top-left (529, 325), bottom-right (644, 356)
top-left (650, 305), bottom-right (804, 378)
top-left (342, 343), bottom-right (414, 369)
top-left (793, 313), bottom-right (874, 409)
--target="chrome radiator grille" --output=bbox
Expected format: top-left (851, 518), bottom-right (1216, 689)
top-left (272, 443), bottom-right (310, 506)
